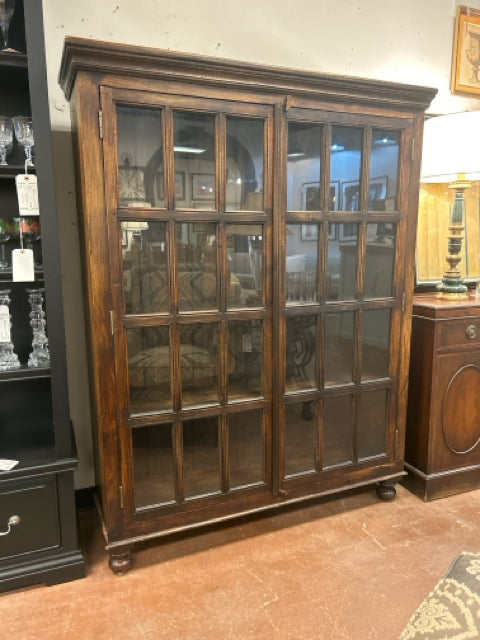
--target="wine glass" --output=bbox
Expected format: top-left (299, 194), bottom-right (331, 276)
top-left (0, 116), bottom-right (13, 165)
top-left (17, 217), bottom-right (41, 267)
top-left (0, 0), bottom-right (16, 52)
top-left (13, 116), bottom-right (34, 166)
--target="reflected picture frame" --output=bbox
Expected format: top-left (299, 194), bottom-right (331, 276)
top-left (156, 171), bottom-right (185, 201)
top-left (341, 176), bottom-right (388, 211)
top-left (301, 180), bottom-right (340, 211)
top-left (192, 173), bottom-right (215, 200)
top-left (451, 6), bottom-right (480, 97)
top-left (301, 224), bottom-right (318, 241)
top-left (118, 165), bottom-right (146, 203)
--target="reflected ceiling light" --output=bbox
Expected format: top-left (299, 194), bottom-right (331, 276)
top-left (330, 143), bottom-right (344, 151)
top-left (287, 146), bottom-right (306, 159)
top-left (173, 145), bottom-right (206, 154)
top-left (374, 136), bottom-right (396, 145)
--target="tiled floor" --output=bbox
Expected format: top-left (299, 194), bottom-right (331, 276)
top-left (2, 482), bottom-right (480, 639)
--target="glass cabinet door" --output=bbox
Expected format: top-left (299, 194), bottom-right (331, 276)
top-left (103, 89), bottom-right (273, 514)
top-left (284, 112), bottom-right (404, 479)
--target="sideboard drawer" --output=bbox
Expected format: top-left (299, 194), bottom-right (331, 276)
top-left (0, 475), bottom-right (59, 560)
top-left (437, 318), bottom-right (480, 349)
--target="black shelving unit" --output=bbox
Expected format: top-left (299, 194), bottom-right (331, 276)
top-left (0, 0), bottom-right (85, 591)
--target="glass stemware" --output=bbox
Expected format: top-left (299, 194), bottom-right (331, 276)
top-left (0, 0), bottom-right (15, 53)
top-left (13, 116), bottom-right (34, 166)
top-left (0, 116), bottom-right (13, 165)
top-left (16, 217), bottom-right (41, 267)
top-left (0, 289), bottom-right (20, 370)
top-left (26, 287), bottom-right (49, 367)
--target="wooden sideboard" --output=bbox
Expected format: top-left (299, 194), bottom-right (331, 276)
top-left (404, 293), bottom-right (480, 500)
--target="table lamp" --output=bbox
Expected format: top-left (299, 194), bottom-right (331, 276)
top-left (421, 111), bottom-right (480, 299)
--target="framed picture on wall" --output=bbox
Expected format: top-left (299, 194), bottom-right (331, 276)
top-left (301, 181), bottom-right (341, 211)
top-left (192, 173), bottom-right (215, 200)
top-left (156, 171), bottom-right (185, 200)
top-left (341, 176), bottom-right (388, 210)
top-left (451, 5), bottom-right (480, 97)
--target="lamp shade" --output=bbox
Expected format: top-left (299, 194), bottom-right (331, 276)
top-left (421, 111), bottom-right (480, 183)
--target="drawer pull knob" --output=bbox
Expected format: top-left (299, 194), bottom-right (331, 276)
top-left (0, 515), bottom-right (21, 537)
top-left (466, 325), bottom-right (477, 339)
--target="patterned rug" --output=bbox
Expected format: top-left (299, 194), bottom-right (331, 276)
top-left (400, 552), bottom-right (480, 639)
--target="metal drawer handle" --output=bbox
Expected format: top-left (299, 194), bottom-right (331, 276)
top-left (0, 515), bottom-right (21, 536)
top-left (466, 324), bottom-right (477, 339)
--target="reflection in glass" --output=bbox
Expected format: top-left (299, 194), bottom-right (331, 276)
top-left (365, 223), bottom-right (396, 298)
top-left (183, 416), bottom-right (220, 499)
top-left (174, 112), bottom-right (216, 209)
top-left (327, 223), bottom-right (358, 301)
top-left (226, 117), bottom-right (264, 211)
top-left (133, 424), bottom-right (175, 508)
top-left (324, 395), bottom-right (354, 467)
top-left (287, 122), bottom-right (322, 211)
top-left (227, 320), bottom-right (263, 400)
top-left (358, 389), bottom-right (388, 459)
top-left (324, 312), bottom-right (354, 386)
top-left (331, 126), bottom-right (362, 211)
top-left (117, 106), bottom-right (163, 207)
top-left (128, 326), bottom-right (171, 414)
top-left (285, 402), bottom-right (316, 477)
top-left (226, 224), bottom-right (263, 308)
top-left (122, 221), bottom-right (168, 315)
top-left (370, 129), bottom-right (400, 210)
top-left (362, 309), bottom-right (391, 381)
top-left (180, 323), bottom-right (219, 406)
top-left (229, 409), bottom-right (264, 488)
top-left (177, 222), bottom-right (217, 311)
top-left (285, 316), bottom-right (316, 391)
top-left (286, 224), bottom-right (318, 304)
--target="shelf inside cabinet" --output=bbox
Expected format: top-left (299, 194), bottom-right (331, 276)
top-left (0, 444), bottom-right (78, 481)
top-left (0, 365), bottom-right (50, 382)
top-left (0, 165), bottom-right (36, 180)
top-left (0, 50), bottom-right (27, 70)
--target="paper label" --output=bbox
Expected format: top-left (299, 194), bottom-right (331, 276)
top-left (15, 174), bottom-right (39, 216)
top-left (12, 248), bottom-right (35, 282)
top-left (0, 459), bottom-right (19, 471)
top-left (0, 305), bottom-right (10, 343)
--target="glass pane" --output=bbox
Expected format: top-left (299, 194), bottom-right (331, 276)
top-left (180, 323), bottom-right (219, 406)
top-left (324, 395), bottom-right (354, 467)
top-left (286, 224), bottom-right (318, 304)
top-left (183, 416), bottom-right (220, 499)
top-left (177, 222), bottom-right (217, 311)
top-left (285, 402), bottom-right (316, 476)
top-left (174, 112), bottom-right (216, 209)
top-left (358, 389), bottom-right (388, 459)
top-left (227, 320), bottom-right (263, 400)
top-left (327, 223), bottom-right (358, 301)
top-left (128, 327), bottom-right (171, 414)
top-left (117, 106), bottom-right (163, 207)
top-left (365, 223), bottom-right (396, 298)
top-left (122, 221), bottom-right (168, 315)
top-left (226, 117), bottom-right (264, 211)
top-left (370, 129), bottom-right (400, 211)
top-left (287, 122), bottom-right (322, 211)
top-left (226, 224), bottom-right (263, 308)
top-left (331, 126), bottom-right (363, 211)
top-left (362, 309), bottom-right (391, 381)
top-left (133, 424), bottom-right (175, 508)
top-left (285, 316), bottom-right (316, 392)
top-left (324, 312), bottom-right (354, 386)
top-left (229, 409), bottom-right (264, 488)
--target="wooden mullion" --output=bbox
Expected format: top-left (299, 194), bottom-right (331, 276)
top-left (173, 419), bottom-right (184, 503)
top-left (164, 107), bottom-right (175, 211)
top-left (220, 414), bottom-right (229, 493)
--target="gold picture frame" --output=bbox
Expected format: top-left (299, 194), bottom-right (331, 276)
top-left (451, 5), bottom-right (480, 97)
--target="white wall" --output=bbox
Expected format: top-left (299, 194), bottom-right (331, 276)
top-left (41, 0), bottom-right (480, 487)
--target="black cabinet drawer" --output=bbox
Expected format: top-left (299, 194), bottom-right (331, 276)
top-left (0, 475), bottom-right (59, 560)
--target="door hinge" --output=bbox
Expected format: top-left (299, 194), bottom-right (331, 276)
top-left (98, 110), bottom-right (103, 139)
top-left (395, 429), bottom-right (399, 452)
top-left (119, 485), bottom-right (124, 509)
top-left (402, 292), bottom-right (406, 313)
top-left (110, 310), bottom-right (114, 335)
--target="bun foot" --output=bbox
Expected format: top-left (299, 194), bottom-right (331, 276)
top-left (108, 547), bottom-right (132, 574)
top-left (376, 480), bottom-right (397, 501)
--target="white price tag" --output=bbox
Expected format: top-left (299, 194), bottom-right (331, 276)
top-left (15, 174), bottom-right (39, 216)
top-left (0, 459), bottom-right (19, 471)
top-left (12, 248), bottom-right (35, 282)
top-left (0, 304), bottom-right (10, 343)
